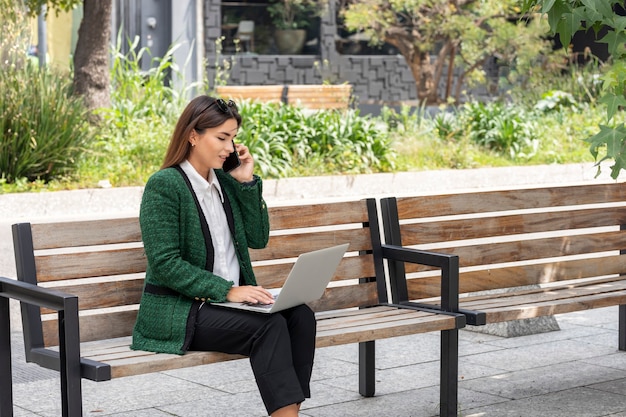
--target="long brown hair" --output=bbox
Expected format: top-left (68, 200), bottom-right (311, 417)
top-left (161, 95), bottom-right (242, 169)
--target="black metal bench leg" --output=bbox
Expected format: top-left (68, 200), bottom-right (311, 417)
top-left (58, 304), bottom-right (83, 416)
top-left (359, 340), bottom-right (375, 397)
top-left (440, 329), bottom-right (459, 417)
top-left (619, 304), bottom-right (626, 350)
top-left (0, 297), bottom-right (14, 417)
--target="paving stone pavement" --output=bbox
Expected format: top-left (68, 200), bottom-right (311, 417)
top-left (3, 163), bottom-right (626, 416)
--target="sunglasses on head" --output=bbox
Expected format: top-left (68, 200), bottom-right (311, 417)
top-left (195, 98), bottom-right (237, 119)
top-left (215, 98), bottom-right (237, 113)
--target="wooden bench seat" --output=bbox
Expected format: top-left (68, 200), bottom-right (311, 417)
top-left (2, 198), bottom-right (464, 417)
top-left (380, 182), bottom-right (626, 350)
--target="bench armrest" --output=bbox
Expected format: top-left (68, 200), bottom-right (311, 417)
top-left (0, 276), bottom-right (109, 382)
top-left (381, 244), bottom-right (459, 312)
top-left (1, 276), bottom-right (77, 311)
top-left (380, 246), bottom-right (486, 324)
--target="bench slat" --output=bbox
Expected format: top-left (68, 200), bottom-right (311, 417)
top-left (255, 255), bottom-right (375, 286)
top-left (394, 182), bottom-right (626, 218)
top-left (36, 247), bottom-right (147, 282)
top-left (251, 228), bottom-right (371, 260)
top-left (40, 277), bottom-right (144, 314)
top-left (43, 309), bottom-right (138, 347)
top-left (268, 200), bottom-right (367, 229)
top-left (309, 282), bottom-right (378, 312)
top-left (31, 218), bottom-right (141, 250)
top-left (315, 312), bottom-right (458, 346)
top-left (399, 206), bottom-right (626, 245)
top-left (406, 255), bottom-right (626, 299)
top-left (460, 276), bottom-right (626, 308)
top-left (462, 288), bottom-right (626, 323)
top-left (29, 201), bottom-right (368, 252)
top-left (405, 230), bottom-right (626, 272)
top-left (106, 349), bottom-right (246, 379)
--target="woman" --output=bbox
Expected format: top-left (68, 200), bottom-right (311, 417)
top-left (131, 95), bottom-right (316, 417)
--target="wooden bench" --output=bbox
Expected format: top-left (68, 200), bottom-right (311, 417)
top-left (379, 182), bottom-right (626, 351)
top-left (215, 84), bottom-right (352, 110)
top-left (1, 198), bottom-right (465, 417)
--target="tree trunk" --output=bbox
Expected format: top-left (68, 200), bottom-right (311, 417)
top-left (406, 51), bottom-right (438, 104)
top-left (73, 0), bottom-right (112, 115)
top-left (385, 34), bottom-right (440, 104)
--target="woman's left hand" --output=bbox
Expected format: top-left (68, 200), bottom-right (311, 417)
top-left (229, 143), bottom-right (255, 183)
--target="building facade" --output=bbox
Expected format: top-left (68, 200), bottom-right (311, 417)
top-left (114, 0), bottom-right (496, 105)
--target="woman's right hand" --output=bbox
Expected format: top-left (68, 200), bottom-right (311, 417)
top-left (226, 285), bottom-right (275, 305)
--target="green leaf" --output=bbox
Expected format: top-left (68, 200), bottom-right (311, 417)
top-left (599, 94), bottom-right (626, 121)
top-left (585, 124), bottom-right (626, 179)
top-left (581, 0), bottom-right (616, 19)
top-left (598, 29), bottom-right (626, 56)
top-left (555, 12), bottom-right (582, 46)
top-left (540, 0), bottom-right (557, 14)
top-left (546, 0), bottom-right (571, 33)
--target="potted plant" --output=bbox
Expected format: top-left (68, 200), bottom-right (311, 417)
top-left (268, 0), bottom-right (322, 54)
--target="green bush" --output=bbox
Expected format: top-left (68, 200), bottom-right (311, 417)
top-left (237, 102), bottom-right (395, 177)
top-left (462, 101), bottom-right (538, 159)
top-left (0, 63), bottom-right (92, 183)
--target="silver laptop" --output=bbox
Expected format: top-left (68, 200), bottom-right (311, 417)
top-left (215, 243), bottom-right (349, 313)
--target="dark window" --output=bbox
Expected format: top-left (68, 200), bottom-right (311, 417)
top-left (221, 0), bottom-right (320, 55)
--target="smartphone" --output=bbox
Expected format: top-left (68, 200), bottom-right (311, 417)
top-left (222, 141), bottom-right (241, 173)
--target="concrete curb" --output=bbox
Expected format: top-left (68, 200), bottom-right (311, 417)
top-left (0, 162), bottom-right (617, 223)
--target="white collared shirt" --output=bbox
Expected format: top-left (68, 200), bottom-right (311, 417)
top-left (180, 160), bottom-right (240, 286)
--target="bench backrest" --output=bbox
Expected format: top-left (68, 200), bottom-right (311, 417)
top-left (215, 85), bottom-right (286, 104)
top-left (380, 183), bottom-right (626, 301)
top-left (286, 84), bottom-right (352, 110)
top-left (215, 84), bottom-right (352, 110)
top-left (13, 199), bottom-right (383, 348)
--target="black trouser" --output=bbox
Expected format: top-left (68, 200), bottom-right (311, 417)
top-left (189, 303), bottom-right (316, 415)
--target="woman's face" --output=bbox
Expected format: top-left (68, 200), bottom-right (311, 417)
top-left (188, 118), bottom-right (239, 178)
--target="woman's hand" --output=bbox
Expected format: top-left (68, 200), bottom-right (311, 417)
top-left (229, 143), bottom-right (255, 183)
top-left (226, 285), bottom-right (275, 305)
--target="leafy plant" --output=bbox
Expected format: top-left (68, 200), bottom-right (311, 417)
top-left (432, 110), bottom-right (463, 141)
top-left (535, 90), bottom-right (578, 113)
top-left (462, 101), bottom-right (538, 159)
top-left (236, 102), bottom-right (395, 177)
top-left (0, 62), bottom-right (92, 183)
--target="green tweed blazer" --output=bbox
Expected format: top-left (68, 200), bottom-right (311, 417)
top-left (131, 166), bottom-right (270, 354)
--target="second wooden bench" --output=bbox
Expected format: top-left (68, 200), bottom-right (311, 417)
top-left (380, 182), bottom-right (626, 350)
